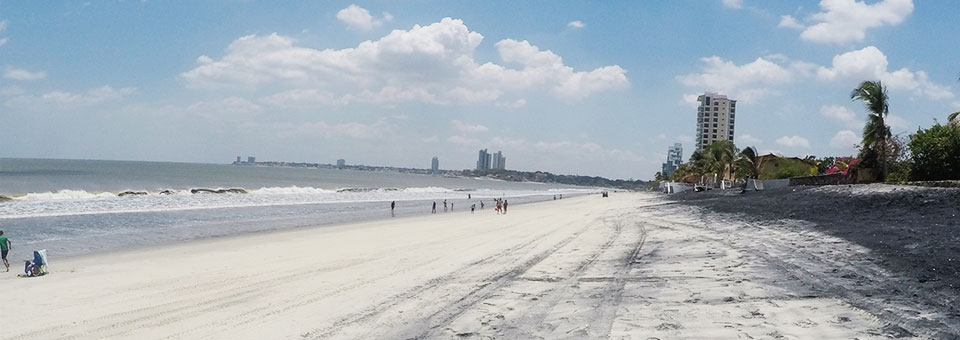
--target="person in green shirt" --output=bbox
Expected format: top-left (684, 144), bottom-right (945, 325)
top-left (0, 230), bottom-right (10, 272)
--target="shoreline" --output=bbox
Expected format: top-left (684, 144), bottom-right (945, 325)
top-left (4, 192), bottom-right (955, 338)
top-left (31, 193), bottom-right (589, 265)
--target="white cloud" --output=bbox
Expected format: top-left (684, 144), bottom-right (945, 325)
top-left (820, 105), bottom-right (863, 129)
top-left (451, 120), bottom-right (488, 133)
top-left (187, 96), bottom-right (262, 119)
top-left (496, 98), bottom-right (527, 108)
top-left (5, 85), bottom-right (134, 108)
top-left (181, 18), bottom-right (627, 105)
top-left (336, 5), bottom-right (391, 31)
top-left (0, 20), bottom-right (7, 31)
top-left (817, 46), bottom-right (953, 100)
top-left (567, 20), bottom-right (585, 29)
top-left (677, 56), bottom-right (795, 102)
top-left (722, 0), bottom-right (743, 9)
top-left (258, 89), bottom-right (336, 109)
top-left (777, 15), bottom-right (804, 30)
top-left (0, 38), bottom-right (7, 48)
top-left (797, 0), bottom-right (914, 44)
top-left (447, 135), bottom-right (479, 146)
top-left (737, 134), bottom-right (763, 145)
top-left (830, 130), bottom-right (860, 150)
top-left (280, 119), bottom-right (391, 140)
top-left (4, 67), bottom-right (47, 81)
top-left (490, 136), bottom-right (528, 150)
top-left (775, 135), bottom-right (811, 149)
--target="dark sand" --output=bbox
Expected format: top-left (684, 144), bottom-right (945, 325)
top-left (670, 183), bottom-right (960, 337)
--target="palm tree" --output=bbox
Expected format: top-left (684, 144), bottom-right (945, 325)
top-left (706, 140), bottom-right (737, 180)
top-left (949, 111), bottom-right (960, 128)
top-left (735, 146), bottom-right (762, 180)
top-left (851, 80), bottom-right (891, 180)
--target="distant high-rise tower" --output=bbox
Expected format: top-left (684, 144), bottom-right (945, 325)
top-left (491, 151), bottom-right (506, 170)
top-left (476, 149), bottom-right (491, 170)
top-left (695, 92), bottom-right (736, 152)
top-left (431, 156), bottom-right (439, 174)
top-left (662, 143), bottom-right (683, 177)
top-left (236, 156), bottom-right (242, 164)
top-left (336, 159), bottom-right (346, 169)
top-left (247, 156), bottom-right (256, 164)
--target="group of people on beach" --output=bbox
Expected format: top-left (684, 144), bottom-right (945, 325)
top-left (408, 196), bottom-right (510, 216)
top-left (0, 230), bottom-right (46, 277)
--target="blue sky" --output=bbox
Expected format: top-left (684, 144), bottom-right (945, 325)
top-left (1, 0), bottom-right (958, 179)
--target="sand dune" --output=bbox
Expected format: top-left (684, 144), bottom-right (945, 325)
top-left (1, 193), bottom-right (939, 339)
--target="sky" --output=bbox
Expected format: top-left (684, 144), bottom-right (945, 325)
top-left (1, 0), bottom-right (958, 180)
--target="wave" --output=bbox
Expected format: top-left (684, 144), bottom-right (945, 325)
top-left (16, 189), bottom-right (117, 201)
top-left (250, 186), bottom-right (336, 195)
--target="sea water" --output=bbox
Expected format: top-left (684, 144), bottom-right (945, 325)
top-left (0, 158), bottom-right (593, 260)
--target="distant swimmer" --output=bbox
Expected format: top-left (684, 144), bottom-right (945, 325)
top-left (432, 201), bottom-right (437, 213)
top-left (0, 230), bottom-right (10, 272)
top-left (468, 194), bottom-right (471, 199)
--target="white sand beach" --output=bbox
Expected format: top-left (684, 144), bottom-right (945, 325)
top-left (0, 193), bottom-right (931, 339)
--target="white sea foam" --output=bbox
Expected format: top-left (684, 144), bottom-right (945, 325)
top-left (0, 186), bottom-right (595, 219)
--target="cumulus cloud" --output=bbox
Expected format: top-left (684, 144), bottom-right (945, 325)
top-left (790, 0), bottom-right (914, 44)
top-left (336, 5), bottom-right (392, 31)
top-left (737, 134), bottom-right (763, 145)
top-left (775, 135), bottom-right (811, 149)
top-left (721, 0), bottom-right (743, 9)
top-left (4, 67), bottom-right (47, 81)
top-left (279, 119), bottom-right (391, 139)
top-left (187, 96), bottom-right (262, 119)
top-left (777, 15), bottom-right (804, 30)
top-left (677, 56), bottom-right (797, 102)
top-left (451, 120), bottom-right (488, 133)
top-left (817, 46), bottom-right (953, 100)
top-left (820, 105), bottom-right (863, 129)
top-left (567, 20), bottom-right (585, 29)
top-left (830, 130), bottom-right (860, 150)
top-left (447, 135), bottom-right (480, 146)
top-left (5, 85), bottom-right (134, 108)
top-left (181, 18), bottom-right (628, 105)
top-left (0, 38), bottom-right (7, 48)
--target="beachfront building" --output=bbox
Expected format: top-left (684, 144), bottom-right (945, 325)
top-left (431, 156), bottom-right (439, 174)
top-left (695, 92), bottom-right (736, 152)
top-left (247, 156), bottom-right (256, 164)
top-left (476, 149), bottom-right (491, 170)
top-left (662, 143), bottom-right (683, 176)
top-left (336, 159), bottom-right (346, 169)
top-left (491, 151), bottom-right (506, 170)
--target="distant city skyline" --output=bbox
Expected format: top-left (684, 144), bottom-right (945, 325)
top-left (1, 1), bottom-right (957, 180)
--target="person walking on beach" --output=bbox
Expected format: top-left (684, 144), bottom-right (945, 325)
top-left (468, 194), bottom-right (471, 200)
top-left (432, 201), bottom-right (437, 213)
top-left (495, 200), bottom-right (502, 214)
top-left (471, 204), bottom-right (475, 213)
top-left (390, 201), bottom-right (396, 217)
top-left (450, 203), bottom-right (454, 211)
top-left (443, 200), bottom-right (448, 212)
top-left (480, 201), bottom-right (484, 210)
top-left (0, 230), bottom-right (10, 272)
top-left (503, 200), bottom-right (508, 214)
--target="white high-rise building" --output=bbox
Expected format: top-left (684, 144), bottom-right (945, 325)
top-left (662, 143), bottom-right (683, 176)
top-left (491, 151), bottom-right (506, 170)
top-left (476, 149), bottom-right (491, 170)
top-left (695, 92), bottom-right (736, 152)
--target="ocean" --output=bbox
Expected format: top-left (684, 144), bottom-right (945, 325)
top-left (0, 158), bottom-right (593, 260)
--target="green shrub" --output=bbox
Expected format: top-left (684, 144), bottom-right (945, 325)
top-left (908, 124), bottom-right (960, 181)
